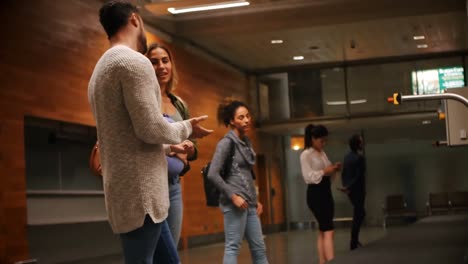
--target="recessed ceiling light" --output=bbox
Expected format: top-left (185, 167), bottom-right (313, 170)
top-left (422, 120), bottom-right (431, 125)
top-left (293, 56), bottom-right (304, 60)
top-left (168, 0), bottom-right (250, 14)
top-left (326, 101), bottom-right (346, 106)
top-left (413, 35), bottom-right (425, 40)
top-left (417, 44), bottom-right (428, 49)
top-left (350, 99), bottom-right (367, 104)
top-left (271, 40), bottom-right (283, 44)
top-left (326, 99), bottom-right (367, 106)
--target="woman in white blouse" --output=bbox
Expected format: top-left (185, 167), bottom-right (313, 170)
top-left (300, 124), bottom-right (341, 264)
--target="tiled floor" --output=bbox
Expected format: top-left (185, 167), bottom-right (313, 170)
top-left (64, 227), bottom-right (387, 264)
top-left (56, 215), bottom-right (468, 264)
top-left (332, 214), bottom-right (468, 264)
top-left (178, 227), bottom-right (386, 264)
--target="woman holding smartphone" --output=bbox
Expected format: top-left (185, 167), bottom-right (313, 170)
top-left (300, 124), bottom-right (341, 264)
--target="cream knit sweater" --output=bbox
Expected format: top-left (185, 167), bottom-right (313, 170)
top-left (88, 45), bottom-right (192, 234)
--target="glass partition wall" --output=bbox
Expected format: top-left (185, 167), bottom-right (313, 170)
top-left (258, 54), bottom-right (467, 228)
top-left (257, 56), bottom-right (465, 122)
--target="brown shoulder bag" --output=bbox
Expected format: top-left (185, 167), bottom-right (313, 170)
top-left (89, 141), bottom-right (102, 177)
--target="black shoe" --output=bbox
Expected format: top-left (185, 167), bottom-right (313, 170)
top-left (350, 241), bottom-right (363, 250)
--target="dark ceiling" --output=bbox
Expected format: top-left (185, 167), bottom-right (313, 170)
top-left (139, 0), bottom-right (467, 72)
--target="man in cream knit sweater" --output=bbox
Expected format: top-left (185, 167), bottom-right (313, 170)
top-left (88, 1), bottom-right (212, 263)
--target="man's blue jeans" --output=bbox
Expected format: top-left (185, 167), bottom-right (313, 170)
top-left (221, 204), bottom-right (269, 264)
top-left (120, 215), bottom-right (179, 264)
top-left (155, 220), bottom-right (180, 263)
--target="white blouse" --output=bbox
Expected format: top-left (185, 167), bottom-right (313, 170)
top-left (300, 148), bottom-right (332, 184)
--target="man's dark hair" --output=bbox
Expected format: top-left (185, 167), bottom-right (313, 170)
top-left (349, 134), bottom-right (362, 152)
top-left (99, 0), bottom-right (139, 39)
top-left (304, 124), bottom-right (328, 149)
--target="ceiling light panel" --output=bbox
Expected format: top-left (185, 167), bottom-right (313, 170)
top-left (168, 1), bottom-right (250, 14)
top-left (271, 39), bottom-right (283, 44)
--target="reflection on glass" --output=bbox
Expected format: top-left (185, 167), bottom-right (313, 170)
top-left (321, 67), bottom-right (347, 116)
top-left (25, 117), bottom-right (101, 191)
top-left (347, 57), bottom-right (463, 114)
top-left (258, 73), bottom-right (290, 122)
top-left (258, 56), bottom-right (464, 120)
top-left (25, 126), bottom-right (61, 190)
top-left (288, 69), bottom-right (323, 118)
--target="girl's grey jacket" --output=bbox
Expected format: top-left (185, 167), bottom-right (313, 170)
top-left (207, 130), bottom-right (258, 206)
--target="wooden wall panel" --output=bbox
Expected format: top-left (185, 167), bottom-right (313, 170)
top-left (0, 0), bottom-right (257, 262)
top-left (270, 158), bottom-right (286, 224)
top-left (256, 155), bottom-right (272, 225)
top-left (0, 1), bottom-right (106, 262)
top-left (0, 118), bottom-right (6, 264)
top-left (0, 115), bottom-right (29, 263)
top-left (250, 132), bottom-right (288, 229)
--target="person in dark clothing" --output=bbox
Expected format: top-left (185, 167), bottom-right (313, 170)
top-left (339, 134), bottom-right (366, 250)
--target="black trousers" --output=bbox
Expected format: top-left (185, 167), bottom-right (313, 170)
top-left (348, 189), bottom-right (366, 248)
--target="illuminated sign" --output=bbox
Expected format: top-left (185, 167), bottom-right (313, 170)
top-left (412, 67), bottom-right (465, 95)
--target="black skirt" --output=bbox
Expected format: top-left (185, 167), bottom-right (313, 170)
top-left (306, 176), bottom-right (334, 231)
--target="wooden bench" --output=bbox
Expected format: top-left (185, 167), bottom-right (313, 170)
top-left (382, 194), bottom-right (417, 229)
top-left (426, 192), bottom-right (450, 215)
top-left (448, 191), bottom-right (468, 213)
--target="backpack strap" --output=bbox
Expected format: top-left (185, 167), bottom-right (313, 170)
top-left (223, 138), bottom-right (256, 180)
top-left (221, 138), bottom-right (236, 179)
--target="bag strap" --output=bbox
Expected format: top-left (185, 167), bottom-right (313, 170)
top-left (221, 138), bottom-right (235, 179)
top-left (222, 138), bottom-right (256, 180)
top-left (168, 93), bottom-right (189, 120)
top-left (89, 141), bottom-right (102, 177)
top-left (168, 93), bottom-right (198, 162)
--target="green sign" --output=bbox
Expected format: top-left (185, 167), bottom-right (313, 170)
top-left (438, 67), bottom-right (465, 90)
top-left (412, 66), bottom-right (465, 95)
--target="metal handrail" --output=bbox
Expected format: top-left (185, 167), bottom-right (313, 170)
top-left (400, 93), bottom-right (468, 107)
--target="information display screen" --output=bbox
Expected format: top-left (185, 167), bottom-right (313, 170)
top-left (412, 67), bottom-right (465, 95)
